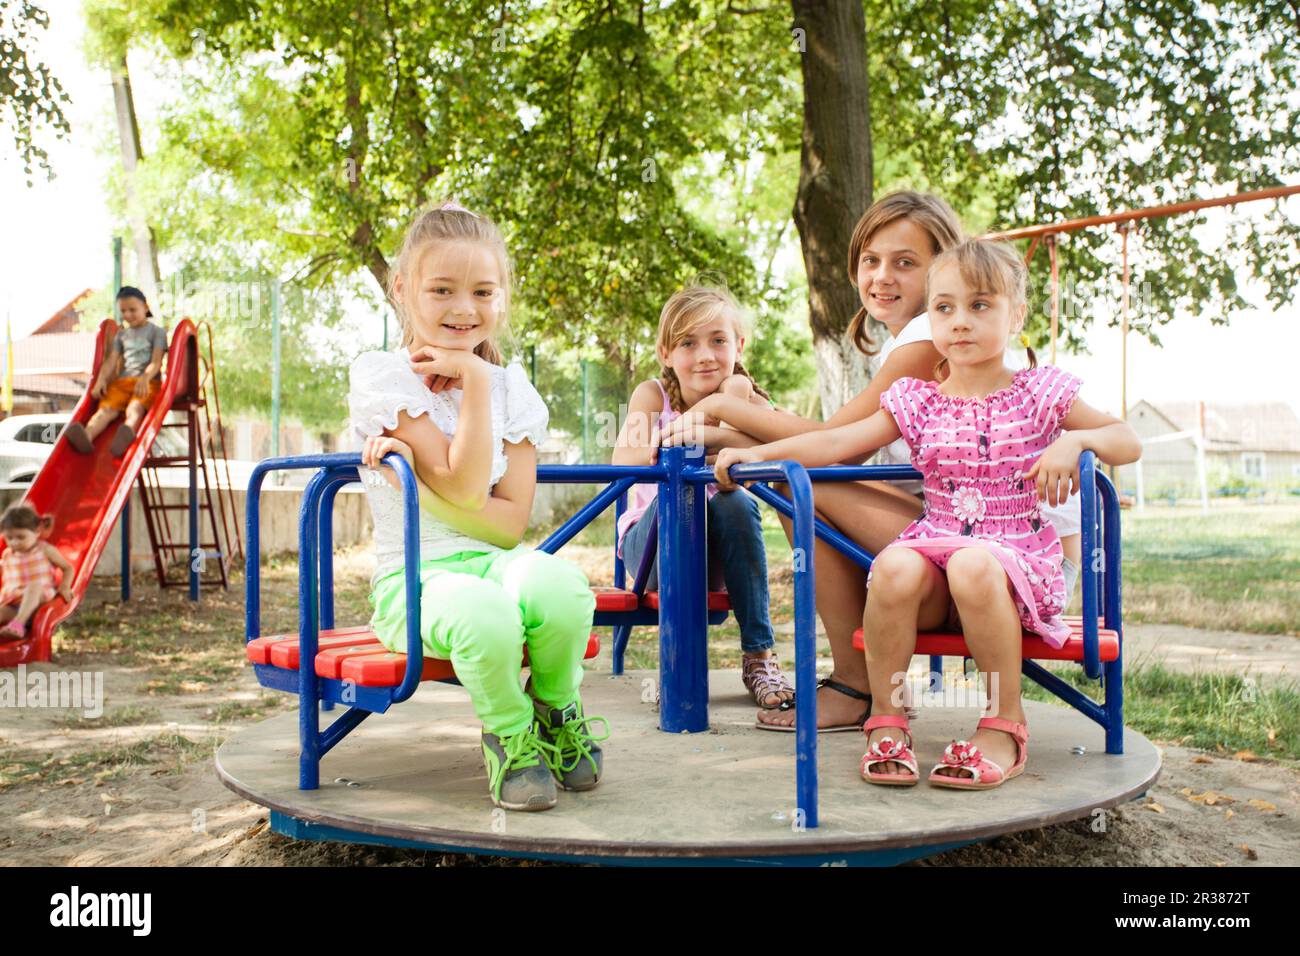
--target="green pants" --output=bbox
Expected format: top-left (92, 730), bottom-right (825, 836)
top-left (369, 547), bottom-right (596, 736)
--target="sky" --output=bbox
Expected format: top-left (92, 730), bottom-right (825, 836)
top-left (2, 0), bottom-right (1297, 425)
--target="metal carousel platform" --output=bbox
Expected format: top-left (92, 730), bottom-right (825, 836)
top-left (217, 668), bottom-right (1162, 867)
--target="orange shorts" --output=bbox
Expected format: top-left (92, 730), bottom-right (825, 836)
top-left (100, 376), bottom-right (160, 413)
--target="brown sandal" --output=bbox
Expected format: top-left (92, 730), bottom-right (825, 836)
top-left (742, 653), bottom-right (795, 709)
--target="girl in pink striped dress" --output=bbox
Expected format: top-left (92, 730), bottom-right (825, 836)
top-left (0, 503), bottom-right (74, 640)
top-left (715, 239), bottom-right (1141, 791)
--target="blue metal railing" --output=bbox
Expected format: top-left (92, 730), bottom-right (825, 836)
top-left (712, 449), bottom-right (1124, 758)
top-left (244, 448), bottom-right (823, 822)
top-left (244, 445), bottom-right (1123, 823)
top-left (246, 452), bottom-right (422, 788)
top-left (538, 450), bottom-right (822, 821)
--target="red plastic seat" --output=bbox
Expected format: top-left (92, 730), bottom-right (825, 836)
top-left (246, 626), bottom-right (373, 665)
top-left (270, 628), bottom-right (378, 669)
top-left (592, 586), bottom-right (639, 611)
top-left (641, 591), bottom-right (731, 611)
top-left (850, 615), bottom-right (1119, 663)
top-left (339, 649), bottom-right (465, 685)
top-left (315, 643), bottom-right (392, 679)
top-left (247, 630), bottom-right (601, 688)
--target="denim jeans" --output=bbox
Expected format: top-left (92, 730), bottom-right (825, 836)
top-left (620, 488), bottom-right (774, 653)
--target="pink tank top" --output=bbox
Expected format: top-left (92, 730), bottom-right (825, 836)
top-left (615, 380), bottom-right (716, 555)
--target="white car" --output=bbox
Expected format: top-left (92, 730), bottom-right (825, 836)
top-left (0, 412), bottom-right (262, 487)
top-left (0, 414), bottom-right (66, 482)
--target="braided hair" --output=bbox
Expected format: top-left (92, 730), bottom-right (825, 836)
top-left (656, 284), bottom-right (771, 414)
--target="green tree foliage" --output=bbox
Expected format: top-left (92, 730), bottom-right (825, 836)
top-left (1, 0), bottom-right (70, 182)
top-left (81, 0), bottom-right (1299, 432)
top-left (862, 0), bottom-right (1300, 350)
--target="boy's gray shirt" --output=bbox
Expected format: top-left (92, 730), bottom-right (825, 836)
top-left (115, 322), bottom-right (168, 378)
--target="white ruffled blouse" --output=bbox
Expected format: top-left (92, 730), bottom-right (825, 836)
top-left (348, 348), bottom-right (549, 585)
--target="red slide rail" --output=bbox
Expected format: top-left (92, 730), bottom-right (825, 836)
top-left (0, 318), bottom-right (200, 667)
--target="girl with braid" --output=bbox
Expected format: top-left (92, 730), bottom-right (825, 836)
top-left (612, 284), bottom-right (790, 708)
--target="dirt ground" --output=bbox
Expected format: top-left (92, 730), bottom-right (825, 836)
top-left (1, 547), bottom-right (1296, 867)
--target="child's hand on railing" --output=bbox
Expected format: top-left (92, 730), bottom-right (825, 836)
top-left (713, 446), bottom-right (763, 491)
top-left (657, 410), bottom-right (719, 448)
top-left (362, 435), bottom-right (415, 491)
top-left (1025, 434), bottom-right (1082, 507)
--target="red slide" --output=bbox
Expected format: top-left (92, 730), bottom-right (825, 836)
top-left (0, 318), bottom-right (200, 668)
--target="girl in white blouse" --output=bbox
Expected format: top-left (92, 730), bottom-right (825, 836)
top-left (350, 202), bottom-right (603, 813)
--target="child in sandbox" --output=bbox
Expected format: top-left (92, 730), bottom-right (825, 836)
top-left (65, 286), bottom-right (168, 458)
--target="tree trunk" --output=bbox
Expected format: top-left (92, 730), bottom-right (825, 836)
top-left (110, 54), bottom-right (161, 303)
top-left (343, 39), bottom-right (392, 295)
top-left (790, 0), bottom-right (875, 420)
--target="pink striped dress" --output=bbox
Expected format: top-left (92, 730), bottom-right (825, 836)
top-left (870, 365), bottom-right (1082, 647)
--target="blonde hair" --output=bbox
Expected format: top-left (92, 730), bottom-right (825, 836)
top-left (656, 283), bottom-right (770, 414)
top-left (845, 191), bottom-right (965, 355)
top-left (927, 238), bottom-right (1036, 381)
top-left (387, 201), bottom-right (512, 365)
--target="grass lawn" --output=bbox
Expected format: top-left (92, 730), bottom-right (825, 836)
top-left (1023, 664), bottom-right (1297, 763)
top-left (1118, 504), bottom-right (1300, 635)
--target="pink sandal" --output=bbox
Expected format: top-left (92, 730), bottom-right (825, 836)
top-left (0, 620), bottom-right (26, 640)
top-left (928, 716), bottom-right (1029, 790)
top-left (859, 715), bottom-right (919, 786)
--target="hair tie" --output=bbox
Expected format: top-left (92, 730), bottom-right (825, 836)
top-left (439, 201), bottom-right (475, 216)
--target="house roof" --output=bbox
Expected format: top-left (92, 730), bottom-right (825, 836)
top-left (3, 330), bottom-right (97, 405)
top-left (29, 289), bottom-right (95, 336)
top-left (12, 331), bottom-right (97, 375)
top-left (14, 374), bottom-right (87, 399)
top-left (1139, 400), bottom-right (1300, 453)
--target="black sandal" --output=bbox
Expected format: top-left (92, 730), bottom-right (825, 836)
top-left (754, 676), bottom-right (872, 734)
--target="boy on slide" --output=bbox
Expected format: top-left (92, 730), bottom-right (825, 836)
top-left (65, 286), bottom-right (168, 458)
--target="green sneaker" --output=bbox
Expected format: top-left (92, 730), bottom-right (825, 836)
top-left (532, 696), bottom-right (610, 792)
top-left (480, 724), bottom-right (558, 811)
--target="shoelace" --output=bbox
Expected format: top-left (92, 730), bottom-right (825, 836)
top-left (548, 714), bottom-right (611, 774)
top-left (487, 725), bottom-right (558, 800)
